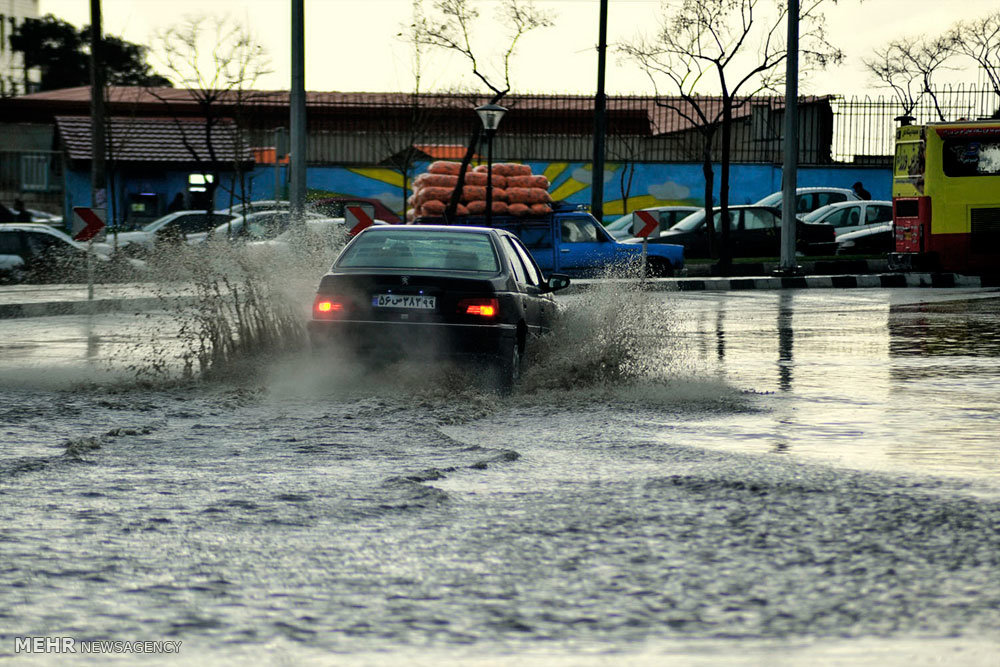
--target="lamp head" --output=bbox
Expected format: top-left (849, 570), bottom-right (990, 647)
top-left (475, 103), bottom-right (508, 132)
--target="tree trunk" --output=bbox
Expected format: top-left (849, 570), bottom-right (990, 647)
top-left (718, 99), bottom-right (733, 276)
top-left (701, 130), bottom-right (717, 259)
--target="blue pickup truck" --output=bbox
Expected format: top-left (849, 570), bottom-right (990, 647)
top-left (415, 205), bottom-right (685, 277)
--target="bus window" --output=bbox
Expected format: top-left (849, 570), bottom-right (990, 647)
top-left (942, 139), bottom-right (1000, 177)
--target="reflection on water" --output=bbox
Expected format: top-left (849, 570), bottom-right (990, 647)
top-left (673, 290), bottom-right (999, 481)
top-left (889, 297), bottom-right (1000, 358)
top-left (777, 291), bottom-right (793, 392)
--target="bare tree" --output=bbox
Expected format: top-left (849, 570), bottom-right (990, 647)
top-left (948, 11), bottom-right (1000, 110)
top-left (864, 35), bottom-right (954, 122)
top-left (149, 14), bottom-right (272, 222)
top-left (380, 0), bottom-right (438, 219)
top-left (607, 133), bottom-right (644, 218)
top-left (412, 0), bottom-right (553, 219)
top-left (621, 0), bottom-right (842, 273)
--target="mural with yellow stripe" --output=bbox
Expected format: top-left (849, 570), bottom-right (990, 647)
top-left (293, 160), bottom-right (875, 221)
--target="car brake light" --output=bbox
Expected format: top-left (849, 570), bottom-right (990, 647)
top-left (313, 295), bottom-right (346, 319)
top-left (458, 298), bottom-right (499, 318)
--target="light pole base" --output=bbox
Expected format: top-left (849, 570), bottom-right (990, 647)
top-left (772, 265), bottom-right (804, 277)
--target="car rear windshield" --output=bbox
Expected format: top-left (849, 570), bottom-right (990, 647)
top-left (336, 230), bottom-right (500, 273)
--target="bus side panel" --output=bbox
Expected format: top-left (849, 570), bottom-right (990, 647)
top-left (893, 197), bottom-right (930, 253)
top-left (925, 232), bottom-right (969, 273)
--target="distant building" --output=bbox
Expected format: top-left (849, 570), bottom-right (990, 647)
top-left (0, 0), bottom-right (41, 97)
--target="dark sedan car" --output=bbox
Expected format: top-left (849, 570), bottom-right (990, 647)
top-left (307, 225), bottom-right (570, 391)
top-left (628, 205), bottom-right (836, 258)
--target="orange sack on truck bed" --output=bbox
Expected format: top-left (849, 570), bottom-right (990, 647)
top-left (506, 175), bottom-right (550, 189)
top-left (413, 172), bottom-right (458, 189)
top-left (427, 161), bottom-right (462, 175)
top-left (507, 202), bottom-right (531, 217)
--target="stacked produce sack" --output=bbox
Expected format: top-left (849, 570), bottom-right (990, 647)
top-left (407, 161), bottom-right (552, 220)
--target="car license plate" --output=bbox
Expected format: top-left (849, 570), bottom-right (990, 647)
top-left (372, 294), bottom-right (436, 309)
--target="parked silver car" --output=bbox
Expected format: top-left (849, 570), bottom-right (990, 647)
top-left (754, 187), bottom-right (861, 214)
top-left (803, 200), bottom-right (893, 238)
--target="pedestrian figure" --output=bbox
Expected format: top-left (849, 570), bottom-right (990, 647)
top-left (167, 193), bottom-right (185, 212)
top-left (13, 199), bottom-right (31, 222)
top-left (852, 182), bottom-right (872, 200)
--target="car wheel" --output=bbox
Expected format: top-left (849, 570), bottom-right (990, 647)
top-left (491, 336), bottom-right (521, 394)
top-left (646, 257), bottom-right (675, 278)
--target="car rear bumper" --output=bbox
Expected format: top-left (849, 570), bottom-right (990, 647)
top-left (307, 319), bottom-right (516, 359)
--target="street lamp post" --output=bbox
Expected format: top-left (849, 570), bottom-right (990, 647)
top-left (475, 103), bottom-right (507, 226)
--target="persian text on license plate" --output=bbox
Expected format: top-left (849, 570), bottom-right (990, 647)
top-left (372, 294), bottom-right (436, 309)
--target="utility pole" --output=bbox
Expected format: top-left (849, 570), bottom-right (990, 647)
top-left (88, 0), bottom-right (105, 302)
top-left (289, 0), bottom-right (306, 218)
top-left (591, 0), bottom-right (608, 221)
top-left (89, 0), bottom-right (105, 209)
top-left (778, 0), bottom-right (799, 274)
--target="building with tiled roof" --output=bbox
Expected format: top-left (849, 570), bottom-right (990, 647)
top-left (54, 116), bottom-right (252, 165)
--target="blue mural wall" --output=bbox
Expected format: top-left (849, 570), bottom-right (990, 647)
top-left (61, 167), bottom-right (258, 231)
top-left (244, 161), bottom-right (892, 222)
top-left (62, 160), bottom-right (892, 229)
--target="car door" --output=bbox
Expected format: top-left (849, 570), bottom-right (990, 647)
top-left (0, 229), bottom-right (26, 275)
top-left (556, 215), bottom-right (620, 274)
top-left (23, 230), bottom-right (80, 278)
top-left (185, 214), bottom-right (236, 244)
top-left (498, 235), bottom-right (543, 336)
top-left (706, 209), bottom-right (740, 256)
top-left (514, 223), bottom-right (555, 273)
top-left (738, 208), bottom-right (780, 257)
top-left (506, 235), bottom-right (557, 334)
top-left (864, 203), bottom-right (893, 227)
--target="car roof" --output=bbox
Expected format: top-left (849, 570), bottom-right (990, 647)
top-left (814, 199), bottom-right (892, 210)
top-left (364, 224), bottom-right (500, 234)
top-left (0, 222), bottom-right (73, 237)
top-left (806, 199), bottom-right (893, 218)
top-left (754, 187), bottom-right (858, 204)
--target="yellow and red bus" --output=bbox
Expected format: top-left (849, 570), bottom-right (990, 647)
top-left (891, 120), bottom-right (1000, 273)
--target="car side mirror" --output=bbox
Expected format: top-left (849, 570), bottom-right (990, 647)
top-left (545, 274), bottom-right (571, 292)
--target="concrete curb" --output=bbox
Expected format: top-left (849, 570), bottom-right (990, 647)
top-left (0, 272), bottom-right (994, 319)
top-left (565, 272), bottom-right (988, 294)
top-left (0, 296), bottom-right (198, 320)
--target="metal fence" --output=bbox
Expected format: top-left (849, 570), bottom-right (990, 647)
top-left (271, 85), bottom-right (1000, 167)
top-left (831, 84), bottom-right (1000, 162)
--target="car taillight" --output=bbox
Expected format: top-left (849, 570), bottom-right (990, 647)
top-left (457, 298), bottom-right (499, 318)
top-left (313, 295), bottom-right (346, 319)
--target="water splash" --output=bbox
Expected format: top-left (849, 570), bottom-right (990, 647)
top-left (118, 221), bottom-right (347, 382)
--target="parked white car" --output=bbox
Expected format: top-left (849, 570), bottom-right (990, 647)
top-left (215, 199), bottom-right (290, 217)
top-left (191, 210), bottom-right (329, 245)
top-left (802, 200), bottom-right (893, 237)
top-left (243, 217), bottom-right (391, 255)
top-left (0, 223), bottom-right (145, 283)
top-left (754, 187), bottom-right (861, 214)
top-left (112, 210), bottom-right (236, 254)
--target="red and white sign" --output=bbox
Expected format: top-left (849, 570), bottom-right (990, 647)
top-left (72, 207), bottom-right (106, 242)
top-left (346, 203), bottom-right (376, 236)
top-left (632, 209), bottom-right (659, 238)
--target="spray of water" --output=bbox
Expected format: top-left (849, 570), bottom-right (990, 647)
top-left (99, 230), bottom-right (742, 415)
top-left (116, 221), bottom-right (347, 382)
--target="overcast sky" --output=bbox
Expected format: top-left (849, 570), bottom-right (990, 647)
top-left (37, 0), bottom-right (998, 98)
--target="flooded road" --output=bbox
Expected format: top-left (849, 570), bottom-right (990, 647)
top-left (1, 286), bottom-right (998, 665)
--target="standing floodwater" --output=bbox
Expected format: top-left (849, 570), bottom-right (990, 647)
top-left (0, 280), bottom-right (998, 665)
